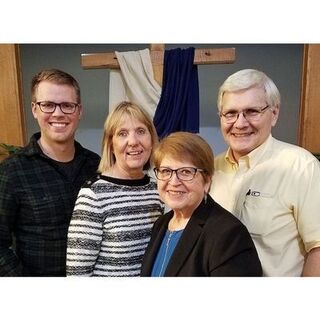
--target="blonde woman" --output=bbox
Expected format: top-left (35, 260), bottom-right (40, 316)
top-left (67, 102), bottom-right (164, 276)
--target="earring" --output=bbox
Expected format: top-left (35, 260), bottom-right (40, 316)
top-left (204, 193), bottom-right (208, 204)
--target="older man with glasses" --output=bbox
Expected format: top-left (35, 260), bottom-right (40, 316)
top-left (210, 68), bottom-right (320, 276)
top-left (0, 69), bottom-right (100, 276)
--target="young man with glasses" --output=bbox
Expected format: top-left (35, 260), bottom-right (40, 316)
top-left (0, 69), bottom-right (100, 276)
top-left (210, 68), bottom-right (320, 276)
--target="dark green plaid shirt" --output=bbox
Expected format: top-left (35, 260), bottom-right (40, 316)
top-left (0, 133), bottom-right (100, 276)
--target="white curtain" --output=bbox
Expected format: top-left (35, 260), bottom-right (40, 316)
top-left (108, 48), bottom-right (161, 118)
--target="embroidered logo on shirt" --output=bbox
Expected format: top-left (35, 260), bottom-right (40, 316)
top-left (246, 189), bottom-right (272, 198)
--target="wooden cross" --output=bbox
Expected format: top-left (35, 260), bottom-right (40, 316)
top-left (81, 44), bottom-right (235, 86)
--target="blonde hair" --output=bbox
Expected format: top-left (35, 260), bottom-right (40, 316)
top-left (217, 69), bottom-right (281, 111)
top-left (98, 101), bottom-right (159, 173)
top-left (152, 131), bottom-right (214, 183)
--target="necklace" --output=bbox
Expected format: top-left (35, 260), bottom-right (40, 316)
top-left (158, 231), bottom-right (173, 277)
top-left (158, 230), bottom-right (183, 276)
top-left (38, 139), bottom-right (74, 162)
top-left (38, 140), bottom-right (52, 157)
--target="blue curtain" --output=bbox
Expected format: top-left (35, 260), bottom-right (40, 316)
top-left (153, 47), bottom-right (199, 139)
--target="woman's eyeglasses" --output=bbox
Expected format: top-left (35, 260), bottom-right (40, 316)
top-left (154, 167), bottom-right (206, 181)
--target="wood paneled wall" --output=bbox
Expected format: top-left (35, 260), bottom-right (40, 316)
top-left (298, 44), bottom-right (320, 154)
top-left (0, 44), bottom-right (26, 147)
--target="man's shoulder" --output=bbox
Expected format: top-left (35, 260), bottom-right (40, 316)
top-left (214, 151), bottom-right (228, 168)
top-left (0, 148), bottom-right (30, 170)
top-left (82, 148), bottom-right (101, 161)
top-left (215, 151), bottom-right (227, 160)
top-left (74, 142), bottom-right (100, 161)
top-left (272, 138), bottom-right (318, 162)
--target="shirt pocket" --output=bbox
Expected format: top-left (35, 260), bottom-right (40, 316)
top-left (240, 190), bottom-right (275, 236)
top-left (24, 187), bottom-right (67, 226)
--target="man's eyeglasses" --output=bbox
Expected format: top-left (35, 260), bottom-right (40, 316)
top-left (219, 105), bottom-right (271, 124)
top-left (154, 167), bottom-right (206, 181)
top-left (35, 101), bottom-right (79, 114)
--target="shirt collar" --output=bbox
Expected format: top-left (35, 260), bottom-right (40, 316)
top-left (224, 134), bottom-right (273, 169)
top-left (25, 132), bottom-right (84, 158)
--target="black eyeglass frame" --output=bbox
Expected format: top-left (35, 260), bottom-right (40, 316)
top-left (153, 167), bottom-right (206, 181)
top-left (35, 101), bottom-right (80, 114)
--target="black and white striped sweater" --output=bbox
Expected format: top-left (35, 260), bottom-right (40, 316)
top-left (66, 174), bottom-right (164, 276)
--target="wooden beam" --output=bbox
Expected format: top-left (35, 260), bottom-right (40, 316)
top-left (150, 44), bottom-right (165, 85)
top-left (298, 44), bottom-right (320, 154)
top-left (81, 47), bottom-right (236, 70)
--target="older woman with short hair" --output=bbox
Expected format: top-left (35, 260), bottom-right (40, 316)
top-left (141, 131), bottom-right (262, 276)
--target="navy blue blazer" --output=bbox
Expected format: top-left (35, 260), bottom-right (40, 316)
top-left (141, 195), bottom-right (262, 276)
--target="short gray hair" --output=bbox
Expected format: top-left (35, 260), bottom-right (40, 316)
top-left (217, 69), bottom-right (281, 111)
